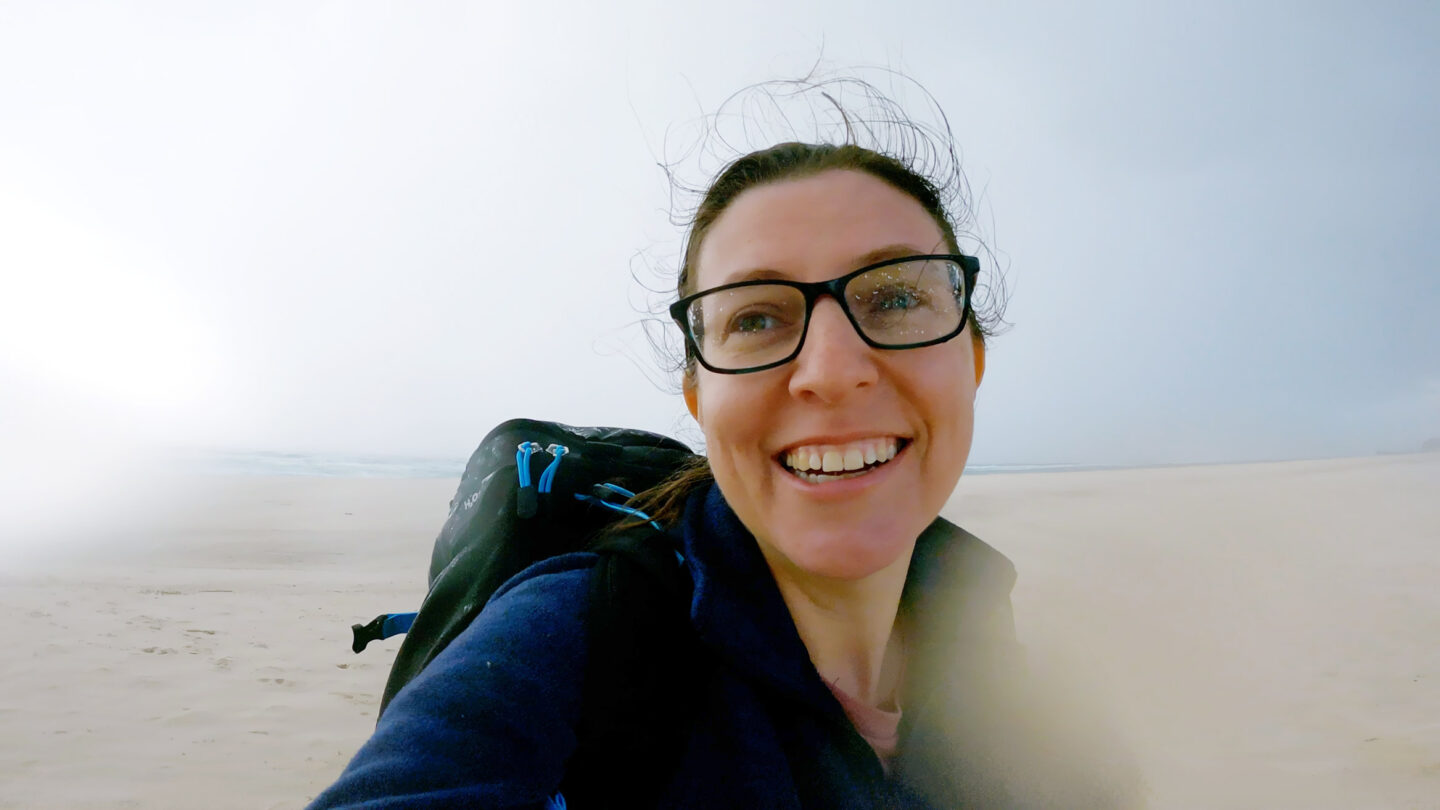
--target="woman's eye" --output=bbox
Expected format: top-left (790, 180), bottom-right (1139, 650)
top-left (728, 311), bottom-right (779, 334)
top-left (869, 286), bottom-right (925, 312)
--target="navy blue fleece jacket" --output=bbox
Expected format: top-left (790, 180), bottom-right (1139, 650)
top-left (306, 483), bottom-right (1107, 809)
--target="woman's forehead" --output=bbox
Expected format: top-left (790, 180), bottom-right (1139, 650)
top-left (694, 169), bottom-right (946, 289)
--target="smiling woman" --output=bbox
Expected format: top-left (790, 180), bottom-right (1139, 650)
top-left (308, 76), bottom-right (1138, 809)
top-left (679, 168), bottom-right (982, 590)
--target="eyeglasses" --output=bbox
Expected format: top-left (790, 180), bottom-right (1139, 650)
top-left (670, 253), bottom-right (978, 374)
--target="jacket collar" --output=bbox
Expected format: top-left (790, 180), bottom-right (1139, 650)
top-left (678, 482), bottom-right (1017, 713)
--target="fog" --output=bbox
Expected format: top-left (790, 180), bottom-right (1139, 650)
top-left (2, 1), bottom-right (1437, 546)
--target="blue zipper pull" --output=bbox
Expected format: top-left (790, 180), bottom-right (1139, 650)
top-left (538, 444), bottom-right (568, 494)
top-left (515, 441), bottom-right (543, 518)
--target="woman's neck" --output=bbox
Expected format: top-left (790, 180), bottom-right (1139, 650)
top-left (759, 545), bottom-right (914, 708)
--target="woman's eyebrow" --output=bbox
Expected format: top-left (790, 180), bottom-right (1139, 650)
top-left (717, 244), bottom-right (933, 286)
top-left (717, 267), bottom-right (790, 285)
top-left (851, 243), bottom-right (932, 267)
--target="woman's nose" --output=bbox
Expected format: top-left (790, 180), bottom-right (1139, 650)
top-left (787, 296), bottom-right (879, 403)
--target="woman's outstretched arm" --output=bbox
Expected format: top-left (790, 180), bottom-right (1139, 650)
top-left (306, 556), bottom-right (596, 810)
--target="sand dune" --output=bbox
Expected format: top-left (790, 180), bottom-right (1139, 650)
top-left (2, 455), bottom-right (1436, 808)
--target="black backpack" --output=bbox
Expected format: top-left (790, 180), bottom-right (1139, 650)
top-left (349, 418), bottom-right (702, 806)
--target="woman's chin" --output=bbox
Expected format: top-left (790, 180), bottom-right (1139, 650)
top-left (762, 522), bottom-right (916, 583)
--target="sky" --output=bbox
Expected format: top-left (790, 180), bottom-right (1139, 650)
top-left (1, 0), bottom-right (1437, 509)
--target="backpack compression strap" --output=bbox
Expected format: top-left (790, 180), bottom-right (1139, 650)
top-left (562, 528), bottom-right (699, 808)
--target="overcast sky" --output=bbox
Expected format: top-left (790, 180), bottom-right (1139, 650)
top-left (2, 0), bottom-right (1437, 491)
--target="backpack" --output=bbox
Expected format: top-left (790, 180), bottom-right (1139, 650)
top-left (349, 418), bottom-right (703, 807)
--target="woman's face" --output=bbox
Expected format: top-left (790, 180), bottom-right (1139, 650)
top-left (685, 169), bottom-right (983, 583)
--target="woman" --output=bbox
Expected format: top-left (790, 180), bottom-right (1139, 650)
top-left (309, 92), bottom-right (1135, 810)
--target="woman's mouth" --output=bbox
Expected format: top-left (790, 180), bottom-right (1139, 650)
top-left (777, 437), bottom-right (910, 484)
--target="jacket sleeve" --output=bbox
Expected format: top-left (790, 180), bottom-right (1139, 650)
top-left (306, 556), bottom-right (597, 810)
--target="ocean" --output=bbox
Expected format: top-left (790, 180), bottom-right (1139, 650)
top-left (185, 450), bottom-right (471, 479)
top-left (185, 450), bottom-right (1109, 479)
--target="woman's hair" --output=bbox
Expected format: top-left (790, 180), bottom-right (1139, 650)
top-left (676, 140), bottom-right (992, 377)
top-left (624, 75), bottom-right (1007, 530)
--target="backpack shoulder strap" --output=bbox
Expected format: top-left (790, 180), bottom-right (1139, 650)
top-left (562, 528), bottom-right (698, 808)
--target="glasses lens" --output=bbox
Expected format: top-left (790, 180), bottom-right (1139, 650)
top-left (686, 284), bottom-right (806, 371)
top-left (845, 258), bottom-right (965, 346)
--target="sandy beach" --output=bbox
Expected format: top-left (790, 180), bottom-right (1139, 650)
top-left (2, 454), bottom-right (1436, 809)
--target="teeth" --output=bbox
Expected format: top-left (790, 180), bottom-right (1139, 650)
top-left (793, 468), bottom-right (870, 484)
top-left (783, 438), bottom-right (901, 477)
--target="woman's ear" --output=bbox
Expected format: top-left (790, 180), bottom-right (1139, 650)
top-left (973, 338), bottom-right (986, 386)
top-left (683, 377), bottom-right (702, 425)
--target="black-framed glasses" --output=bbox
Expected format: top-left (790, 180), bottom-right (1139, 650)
top-left (669, 253), bottom-right (979, 374)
